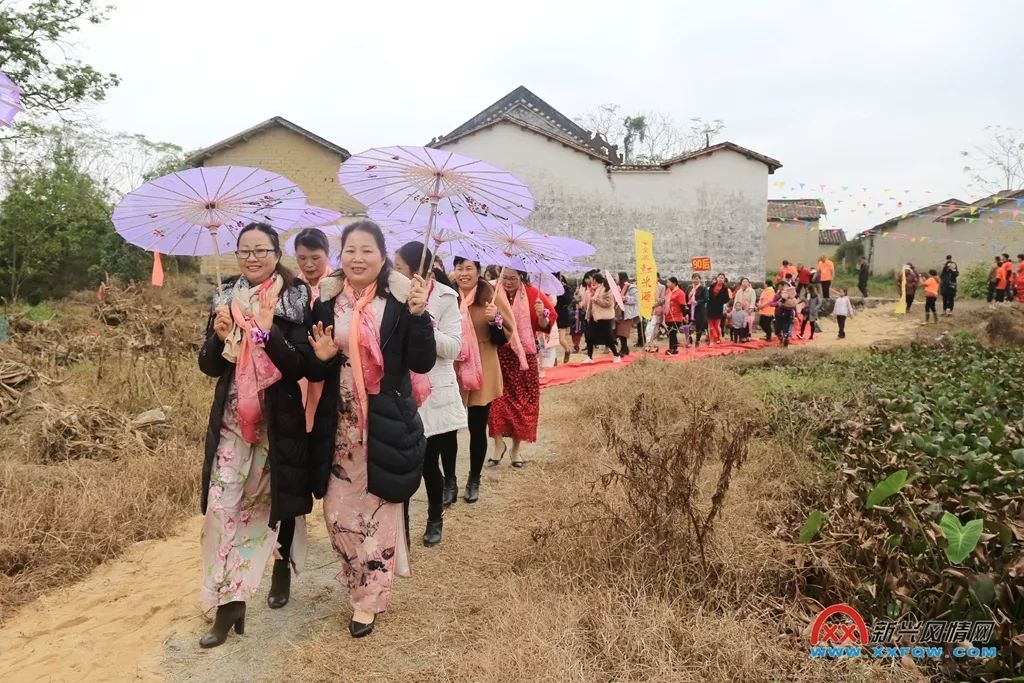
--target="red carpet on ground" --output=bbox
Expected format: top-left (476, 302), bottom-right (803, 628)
top-left (539, 336), bottom-right (814, 389)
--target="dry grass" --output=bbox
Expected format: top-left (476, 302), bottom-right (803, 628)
top-left (0, 276), bottom-right (210, 621)
top-left (286, 358), bottom-right (914, 683)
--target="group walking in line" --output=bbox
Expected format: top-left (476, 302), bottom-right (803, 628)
top-left (195, 225), bottom-right (1022, 650)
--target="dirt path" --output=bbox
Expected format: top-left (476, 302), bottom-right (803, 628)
top-left (0, 425), bottom-right (545, 683)
top-left (0, 307), bottom-right (923, 683)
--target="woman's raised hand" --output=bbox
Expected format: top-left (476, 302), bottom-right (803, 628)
top-left (408, 274), bottom-right (428, 316)
top-left (254, 286), bottom-right (279, 332)
top-left (308, 322), bottom-right (340, 362)
top-left (484, 302), bottom-right (498, 322)
top-left (213, 306), bottom-right (232, 341)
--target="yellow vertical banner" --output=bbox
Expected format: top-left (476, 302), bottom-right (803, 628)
top-left (634, 229), bottom-right (657, 319)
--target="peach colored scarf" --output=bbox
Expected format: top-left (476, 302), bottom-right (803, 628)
top-left (340, 282), bottom-right (383, 431)
top-left (298, 267), bottom-right (330, 432)
top-left (455, 284), bottom-right (484, 390)
top-left (496, 285), bottom-right (529, 370)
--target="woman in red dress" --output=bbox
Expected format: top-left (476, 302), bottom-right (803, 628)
top-left (488, 269), bottom-right (556, 468)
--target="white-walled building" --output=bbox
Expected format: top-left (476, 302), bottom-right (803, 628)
top-left (430, 86), bottom-right (781, 279)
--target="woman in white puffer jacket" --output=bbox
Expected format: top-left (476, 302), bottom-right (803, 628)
top-left (393, 241), bottom-right (466, 548)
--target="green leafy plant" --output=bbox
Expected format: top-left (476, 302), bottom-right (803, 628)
top-left (805, 338), bottom-right (1024, 680)
top-left (957, 260), bottom-right (994, 299)
top-left (865, 469), bottom-right (908, 508)
top-left (939, 513), bottom-right (984, 564)
top-left (798, 510), bottom-right (825, 543)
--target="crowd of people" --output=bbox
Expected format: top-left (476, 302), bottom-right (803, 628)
top-left (195, 220), bottom-right (569, 648)
top-left (195, 221), bottom-right (1023, 651)
top-left (565, 254), bottom-right (851, 359)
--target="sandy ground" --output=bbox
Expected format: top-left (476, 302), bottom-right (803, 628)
top-left (0, 305), bottom-right (925, 683)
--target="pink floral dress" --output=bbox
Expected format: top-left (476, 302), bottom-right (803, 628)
top-left (324, 293), bottom-right (410, 615)
top-left (200, 382), bottom-right (278, 607)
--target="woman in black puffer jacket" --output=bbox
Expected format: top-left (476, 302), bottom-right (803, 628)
top-left (306, 220), bottom-right (435, 639)
top-left (196, 223), bottom-right (315, 649)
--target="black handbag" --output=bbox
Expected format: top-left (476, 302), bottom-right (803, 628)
top-left (489, 322), bottom-right (509, 346)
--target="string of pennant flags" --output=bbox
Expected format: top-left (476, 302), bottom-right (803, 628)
top-left (771, 218), bottom-right (1020, 250)
top-left (768, 178), bottom-right (1024, 251)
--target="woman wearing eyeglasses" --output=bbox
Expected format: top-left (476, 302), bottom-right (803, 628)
top-left (196, 223), bottom-right (316, 648)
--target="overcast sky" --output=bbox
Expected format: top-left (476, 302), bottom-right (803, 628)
top-left (75, 0), bottom-right (1023, 236)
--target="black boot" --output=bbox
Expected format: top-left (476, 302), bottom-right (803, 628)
top-left (199, 601), bottom-right (246, 648)
top-left (267, 559), bottom-right (290, 609)
top-left (442, 476), bottom-right (458, 507)
top-left (464, 476), bottom-right (480, 504)
top-left (349, 614), bottom-right (375, 638)
top-left (423, 504), bottom-right (443, 547)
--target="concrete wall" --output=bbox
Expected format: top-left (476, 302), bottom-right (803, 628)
top-left (437, 121), bottom-right (770, 281)
top-left (196, 126), bottom-right (363, 275)
top-left (766, 220), bottom-right (820, 273)
top-left (866, 208), bottom-right (1024, 275)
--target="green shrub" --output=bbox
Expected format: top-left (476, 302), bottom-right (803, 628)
top-left (958, 261), bottom-right (992, 299)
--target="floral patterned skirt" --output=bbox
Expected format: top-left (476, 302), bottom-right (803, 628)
top-left (200, 384), bottom-right (279, 608)
top-left (488, 346), bottom-right (540, 442)
top-left (323, 386), bottom-right (410, 614)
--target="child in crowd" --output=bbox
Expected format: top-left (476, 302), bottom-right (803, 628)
top-left (569, 305), bottom-right (585, 352)
top-left (729, 303), bottom-right (749, 342)
top-left (923, 269), bottom-right (940, 323)
top-left (799, 286), bottom-right (820, 340)
top-left (833, 288), bottom-right (855, 339)
top-left (773, 285), bottom-right (798, 347)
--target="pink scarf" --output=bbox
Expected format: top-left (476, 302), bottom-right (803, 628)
top-left (338, 283), bottom-right (384, 431)
top-left (225, 277), bottom-right (283, 444)
top-left (497, 284), bottom-right (529, 370)
top-left (298, 267), bottom-right (329, 432)
top-left (455, 284), bottom-right (484, 391)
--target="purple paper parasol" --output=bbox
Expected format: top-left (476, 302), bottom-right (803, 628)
top-left (472, 223), bottom-right (591, 275)
top-left (111, 166), bottom-right (307, 286)
top-left (340, 146), bottom-right (535, 272)
top-left (0, 70), bottom-right (24, 127)
top-left (376, 215), bottom-right (500, 266)
top-left (291, 205), bottom-right (342, 229)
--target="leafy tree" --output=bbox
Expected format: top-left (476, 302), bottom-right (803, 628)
top-left (961, 125), bottom-right (1024, 194)
top-left (622, 115), bottom-right (647, 163)
top-left (0, 143), bottom-right (112, 303)
top-left (834, 237), bottom-right (864, 271)
top-left (0, 0), bottom-right (120, 116)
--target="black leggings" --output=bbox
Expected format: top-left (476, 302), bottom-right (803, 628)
top-left (925, 297), bottom-right (937, 315)
top-left (799, 318), bottom-right (816, 339)
top-left (759, 315), bottom-right (774, 340)
top-left (905, 292), bottom-right (915, 311)
top-left (276, 518), bottom-right (295, 561)
top-left (422, 430), bottom-right (459, 507)
top-left (586, 320), bottom-right (618, 358)
top-left (942, 289), bottom-right (956, 312)
top-left (467, 404), bottom-right (491, 480)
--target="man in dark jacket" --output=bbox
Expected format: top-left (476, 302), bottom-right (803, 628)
top-left (857, 256), bottom-right (870, 298)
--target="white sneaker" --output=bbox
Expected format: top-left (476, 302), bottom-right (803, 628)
top-left (583, 357), bottom-right (594, 364)
top-left (613, 356), bottom-right (622, 364)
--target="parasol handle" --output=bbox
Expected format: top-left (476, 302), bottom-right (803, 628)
top-left (418, 174), bottom-right (443, 276)
top-left (209, 226), bottom-right (224, 298)
top-left (489, 266), bottom-right (507, 304)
